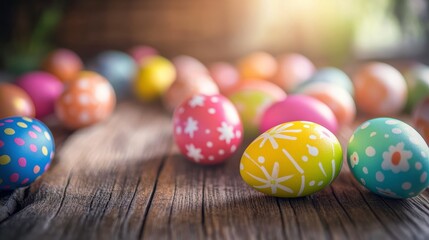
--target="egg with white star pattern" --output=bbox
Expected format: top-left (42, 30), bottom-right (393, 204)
top-left (240, 121), bottom-right (343, 197)
top-left (173, 94), bottom-right (243, 164)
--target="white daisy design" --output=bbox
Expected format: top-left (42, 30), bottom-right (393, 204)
top-left (381, 142), bottom-right (412, 173)
top-left (189, 95), bottom-right (205, 108)
top-left (256, 123), bottom-right (301, 149)
top-left (217, 121), bottom-right (235, 144)
top-left (246, 162), bottom-right (294, 194)
top-left (184, 117), bottom-right (198, 138)
top-left (185, 144), bottom-right (204, 162)
top-left (350, 152), bottom-right (359, 168)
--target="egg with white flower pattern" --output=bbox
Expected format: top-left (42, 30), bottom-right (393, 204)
top-left (173, 94), bottom-right (243, 165)
top-left (240, 121), bottom-right (342, 198)
top-left (347, 118), bottom-right (429, 198)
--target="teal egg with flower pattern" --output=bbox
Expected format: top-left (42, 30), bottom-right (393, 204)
top-left (347, 118), bottom-right (429, 198)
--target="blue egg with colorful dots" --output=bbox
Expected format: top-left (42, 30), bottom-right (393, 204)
top-left (0, 116), bottom-right (54, 190)
top-left (347, 118), bottom-right (429, 198)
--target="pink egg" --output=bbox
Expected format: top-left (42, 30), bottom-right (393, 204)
top-left (272, 53), bottom-right (315, 92)
top-left (16, 71), bottom-right (63, 119)
top-left (259, 95), bottom-right (338, 134)
top-left (172, 55), bottom-right (209, 83)
top-left (173, 94), bottom-right (243, 165)
top-left (209, 62), bottom-right (240, 95)
top-left (128, 45), bottom-right (158, 64)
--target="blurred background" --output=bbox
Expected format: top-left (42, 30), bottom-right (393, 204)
top-left (0, 0), bottom-right (428, 73)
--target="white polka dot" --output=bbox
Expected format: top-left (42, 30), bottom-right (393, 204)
top-left (384, 134), bottom-right (389, 138)
top-left (79, 112), bottom-right (90, 123)
top-left (258, 156), bottom-right (265, 163)
top-left (420, 172), bottom-right (427, 183)
top-left (410, 136), bottom-right (420, 145)
top-left (361, 122), bottom-right (370, 129)
top-left (301, 156), bottom-right (308, 162)
top-left (416, 162), bottom-right (422, 170)
top-left (402, 182), bottom-right (412, 190)
top-left (211, 97), bottom-right (219, 103)
top-left (240, 163), bottom-right (244, 170)
top-left (218, 149), bottom-right (225, 155)
top-left (365, 146), bottom-right (376, 157)
top-left (362, 167), bottom-right (368, 174)
top-left (44, 131), bottom-right (51, 141)
top-left (392, 128), bottom-right (402, 134)
top-left (307, 145), bottom-right (319, 156)
top-left (370, 132), bottom-right (377, 137)
top-left (376, 171), bottom-right (384, 182)
top-left (205, 129), bottom-right (211, 134)
top-left (360, 178), bottom-right (366, 185)
top-left (317, 181), bottom-right (324, 186)
top-left (422, 151), bottom-right (427, 158)
top-left (385, 119), bottom-right (399, 125)
top-left (309, 181), bottom-right (315, 186)
top-left (206, 141), bottom-right (213, 148)
top-left (208, 108), bottom-right (216, 114)
top-left (209, 156), bottom-right (215, 161)
top-left (78, 94), bottom-right (91, 105)
top-left (236, 130), bottom-right (242, 138)
top-left (95, 83), bottom-right (111, 103)
top-left (176, 126), bottom-right (182, 134)
top-left (231, 145), bottom-right (237, 152)
top-left (78, 79), bottom-right (90, 89)
top-left (309, 135), bottom-right (317, 140)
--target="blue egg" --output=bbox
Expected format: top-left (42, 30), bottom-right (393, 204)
top-left (294, 67), bottom-right (354, 96)
top-left (348, 118), bottom-right (429, 198)
top-left (88, 50), bottom-right (137, 99)
top-left (0, 116), bottom-right (55, 190)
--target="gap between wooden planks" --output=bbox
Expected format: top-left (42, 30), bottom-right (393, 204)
top-left (1, 101), bottom-right (429, 240)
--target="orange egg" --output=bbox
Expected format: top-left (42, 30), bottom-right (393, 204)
top-left (272, 53), bottom-right (315, 92)
top-left (42, 48), bottom-right (83, 83)
top-left (55, 71), bottom-right (116, 129)
top-left (0, 83), bottom-right (35, 118)
top-left (353, 62), bottom-right (407, 116)
top-left (237, 51), bottom-right (277, 80)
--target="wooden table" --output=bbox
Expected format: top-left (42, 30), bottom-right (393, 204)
top-left (1, 101), bottom-right (429, 239)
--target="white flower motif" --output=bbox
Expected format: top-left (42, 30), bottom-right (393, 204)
top-left (376, 187), bottom-right (397, 198)
top-left (184, 117), bottom-right (198, 138)
top-left (350, 152), bottom-right (359, 168)
top-left (185, 144), bottom-right (204, 162)
top-left (381, 142), bottom-right (412, 173)
top-left (189, 95), bottom-right (205, 108)
top-left (246, 162), bottom-right (294, 194)
top-left (217, 121), bottom-right (235, 144)
top-left (256, 123), bottom-right (301, 149)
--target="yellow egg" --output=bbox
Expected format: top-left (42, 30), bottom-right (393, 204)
top-left (133, 56), bottom-right (176, 101)
top-left (240, 121), bottom-right (343, 198)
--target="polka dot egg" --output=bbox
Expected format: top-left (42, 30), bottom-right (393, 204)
top-left (240, 121), bottom-right (343, 198)
top-left (347, 118), bottom-right (429, 198)
top-left (0, 116), bottom-right (54, 190)
top-left (173, 94), bottom-right (243, 165)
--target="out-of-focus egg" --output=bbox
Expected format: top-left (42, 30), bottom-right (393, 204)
top-left (295, 82), bottom-right (356, 126)
top-left (55, 71), bottom-right (116, 129)
top-left (237, 51), bottom-right (277, 80)
top-left (348, 118), bottom-right (429, 198)
top-left (294, 67), bottom-right (353, 96)
top-left (128, 45), bottom-right (158, 64)
top-left (173, 94), bottom-right (243, 165)
top-left (229, 81), bottom-right (287, 137)
top-left (240, 121), bottom-right (342, 197)
top-left (209, 62), bottom-right (240, 95)
top-left (42, 48), bottom-right (83, 83)
top-left (272, 53), bottom-right (315, 92)
top-left (0, 83), bottom-right (35, 118)
top-left (403, 63), bottom-right (429, 112)
top-left (163, 75), bottom-right (219, 112)
top-left (173, 55), bottom-right (209, 83)
top-left (260, 95), bottom-right (338, 134)
top-left (0, 116), bottom-right (54, 190)
top-left (88, 50), bottom-right (137, 99)
top-left (133, 56), bottom-right (176, 101)
top-left (16, 71), bottom-right (63, 119)
top-left (413, 97), bottom-right (429, 144)
top-left (353, 62), bottom-right (407, 116)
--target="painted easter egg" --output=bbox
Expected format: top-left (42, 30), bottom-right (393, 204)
top-left (260, 95), bottom-right (338, 134)
top-left (209, 62), bottom-right (240, 95)
top-left (413, 97), bottom-right (429, 144)
top-left (0, 83), bottom-right (35, 118)
top-left (237, 51), bottom-right (277, 80)
top-left (0, 116), bottom-right (54, 190)
top-left (353, 62), bottom-right (407, 116)
top-left (88, 50), bottom-right (137, 99)
top-left (403, 63), bottom-right (429, 112)
top-left (272, 53), bottom-right (315, 92)
top-left (348, 118), bottom-right (429, 198)
top-left (240, 121), bottom-right (342, 197)
top-left (296, 82), bottom-right (356, 126)
top-left (55, 71), bottom-right (116, 129)
top-left (133, 56), bottom-right (176, 101)
top-left (16, 71), bottom-right (63, 119)
top-left (128, 45), bottom-right (158, 64)
top-left (42, 48), bottom-right (83, 83)
top-left (173, 94), bottom-right (243, 165)
top-left (229, 81), bottom-right (287, 138)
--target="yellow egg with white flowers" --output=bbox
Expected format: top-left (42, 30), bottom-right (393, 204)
top-left (240, 121), bottom-right (343, 198)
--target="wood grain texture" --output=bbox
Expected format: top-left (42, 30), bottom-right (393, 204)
top-left (1, 102), bottom-right (429, 240)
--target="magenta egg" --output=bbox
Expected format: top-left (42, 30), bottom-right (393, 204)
top-left (16, 71), bottom-right (63, 119)
top-left (173, 94), bottom-right (243, 165)
top-left (259, 95), bottom-right (338, 134)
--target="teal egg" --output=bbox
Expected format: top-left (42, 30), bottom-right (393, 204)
top-left (347, 118), bottom-right (429, 199)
